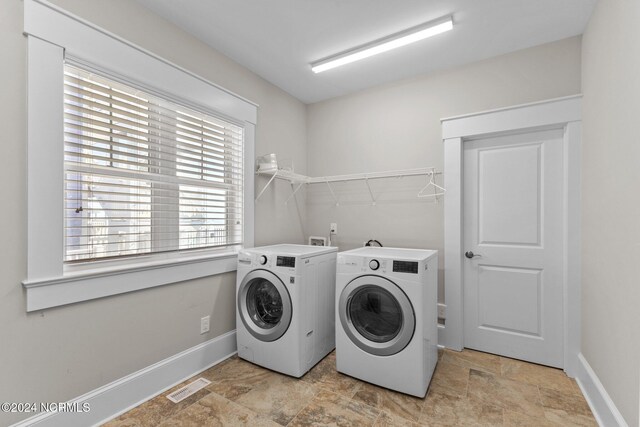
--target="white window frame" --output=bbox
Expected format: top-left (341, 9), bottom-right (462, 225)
top-left (23, 0), bottom-right (256, 311)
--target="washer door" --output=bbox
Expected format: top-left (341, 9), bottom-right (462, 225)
top-left (339, 275), bottom-right (415, 356)
top-left (238, 269), bottom-right (292, 342)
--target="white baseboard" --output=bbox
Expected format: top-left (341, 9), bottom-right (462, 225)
top-left (575, 352), bottom-right (629, 427)
top-left (11, 330), bottom-right (237, 427)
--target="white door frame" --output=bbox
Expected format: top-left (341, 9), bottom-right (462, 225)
top-left (441, 95), bottom-right (582, 376)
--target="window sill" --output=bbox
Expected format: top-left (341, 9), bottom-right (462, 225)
top-left (22, 251), bottom-right (239, 312)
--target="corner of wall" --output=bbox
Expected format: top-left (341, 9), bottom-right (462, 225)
top-left (575, 353), bottom-right (630, 427)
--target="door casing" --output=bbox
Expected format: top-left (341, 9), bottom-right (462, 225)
top-left (441, 95), bottom-right (582, 376)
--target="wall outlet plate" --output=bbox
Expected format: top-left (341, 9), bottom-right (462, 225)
top-left (309, 236), bottom-right (327, 246)
top-left (200, 316), bottom-right (210, 334)
top-left (437, 304), bottom-right (446, 320)
top-left (330, 223), bottom-right (337, 234)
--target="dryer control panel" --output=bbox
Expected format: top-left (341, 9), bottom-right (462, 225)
top-left (276, 256), bottom-right (296, 268)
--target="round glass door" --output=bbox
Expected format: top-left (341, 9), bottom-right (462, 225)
top-left (349, 286), bottom-right (403, 343)
top-left (339, 275), bottom-right (415, 356)
top-left (238, 270), bottom-right (292, 342)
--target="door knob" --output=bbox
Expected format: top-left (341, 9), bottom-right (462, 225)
top-left (465, 251), bottom-right (481, 259)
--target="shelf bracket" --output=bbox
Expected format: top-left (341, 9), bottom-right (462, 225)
top-left (255, 170), bottom-right (279, 202)
top-left (364, 177), bottom-right (376, 205)
top-left (284, 182), bottom-right (305, 205)
top-left (325, 180), bottom-right (339, 206)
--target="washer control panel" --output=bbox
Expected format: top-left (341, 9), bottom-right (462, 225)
top-left (392, 260), bottom-right (419, 274)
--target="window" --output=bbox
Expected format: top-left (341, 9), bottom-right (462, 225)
top-left (63, 64), bottom-right (244, 262)
top-left (23, 0), bottom-right (256, 311)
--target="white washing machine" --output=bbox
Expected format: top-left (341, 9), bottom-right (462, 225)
top-left (236, 244), bottom-right (337, 377)
top-left (336, 247), bottom-right (438, 397)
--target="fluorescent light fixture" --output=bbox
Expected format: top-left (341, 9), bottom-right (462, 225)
top-left (310, 15), bottom-right (453, 73)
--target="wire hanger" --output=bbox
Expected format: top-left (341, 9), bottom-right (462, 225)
top-left (417, 168), bottom-right (446, 198)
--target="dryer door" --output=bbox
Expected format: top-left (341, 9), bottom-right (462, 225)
top-left (238, 269), bottom-right (292, 342)
top-left (339, 275), bottom-right (415, 356)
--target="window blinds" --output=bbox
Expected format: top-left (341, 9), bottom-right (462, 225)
top-left (63, 64), bottom-right (244, 262)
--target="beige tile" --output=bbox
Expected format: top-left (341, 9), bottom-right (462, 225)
top-left (442, 349), bottom-right (501, 375)
top-left (201, 357), bottom-right (274, 400)
top-left (421, 389), bottom-right (503, 426)
top-left (426, 381), bottom-right (464, 400)
top-left (317, 369), bottom-right (365, 399)
top-left (542, 410), bottom-right (598, 427)
top-left (233, 373), bottom-right (318, 425)
top-left (539, 387), bottom-right (593, 418)
top-left (539, 386), bottom-right (597, 426)
top-left (103, 378), bottom-right (211, 427)
top-left (303, 351), bottom-right (363, 399)
top-left (102, 419), bottom-right (144, 427)
top-left (503, 409), bottom-right (561, 426)
top-left (374, 410), bottom-right (422, 427)
top-left (289, 389), bottom-right (379, 427)
top-left (506, 405), bottom-right (598, 427)
top-left (157, 392), bottom-right (279, 427)
top-left (105, 349), bottom-right (597, 427)
top-left (303, 351), bottom-right (336, 384)
top-left (467, 369), bottom-right (544, 417)
top-left (304, 361), bottom-right (363, 399)
top-left (352, 382), bottom-right (425, 423)
top-left (430, 360), bottom-right (470, 397)
top-left (571, 379), bottom-right (583, 395)
top-left (500, 357), bottom-right (579, 395)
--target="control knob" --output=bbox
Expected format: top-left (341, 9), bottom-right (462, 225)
top-left (369, 259), bottom-right (380, 270)
top-left (259, 255), bottom-right (267, 265)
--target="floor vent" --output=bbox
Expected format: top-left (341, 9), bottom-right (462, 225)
top-left (166, 378), bottom-right (211, 403)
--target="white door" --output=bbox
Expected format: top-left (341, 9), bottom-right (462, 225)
top-left (463, 128), bottom-right (564, 367)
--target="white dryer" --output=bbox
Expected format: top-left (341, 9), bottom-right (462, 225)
top-left (236, 244), bottom-right (337, 377)
top-left (336, 247), bottom-right (438, 397)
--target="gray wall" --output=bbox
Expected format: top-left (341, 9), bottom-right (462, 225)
top-left (581, 1), bottom-right (640, 425)
top-left (306, 37), bottom-right (582, 303)
top-left (0, 0), bottom-right (306, 424)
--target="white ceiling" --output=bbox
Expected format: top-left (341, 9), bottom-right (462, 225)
top-left (136, 0), bottom-right (596, 104)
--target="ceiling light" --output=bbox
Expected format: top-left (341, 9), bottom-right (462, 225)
top-left (310, 15), bottom-right (453, 73)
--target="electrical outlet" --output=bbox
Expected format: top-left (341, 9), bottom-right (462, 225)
top-left (200, 316), bottom-right (210, 334)
top-left (330, 223), bottom-right (337, 234)
top-left (437, 304), bottom-right (446, 319)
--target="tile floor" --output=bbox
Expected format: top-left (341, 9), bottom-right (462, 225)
top-left (103, 349), bottom-right (597, 426)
